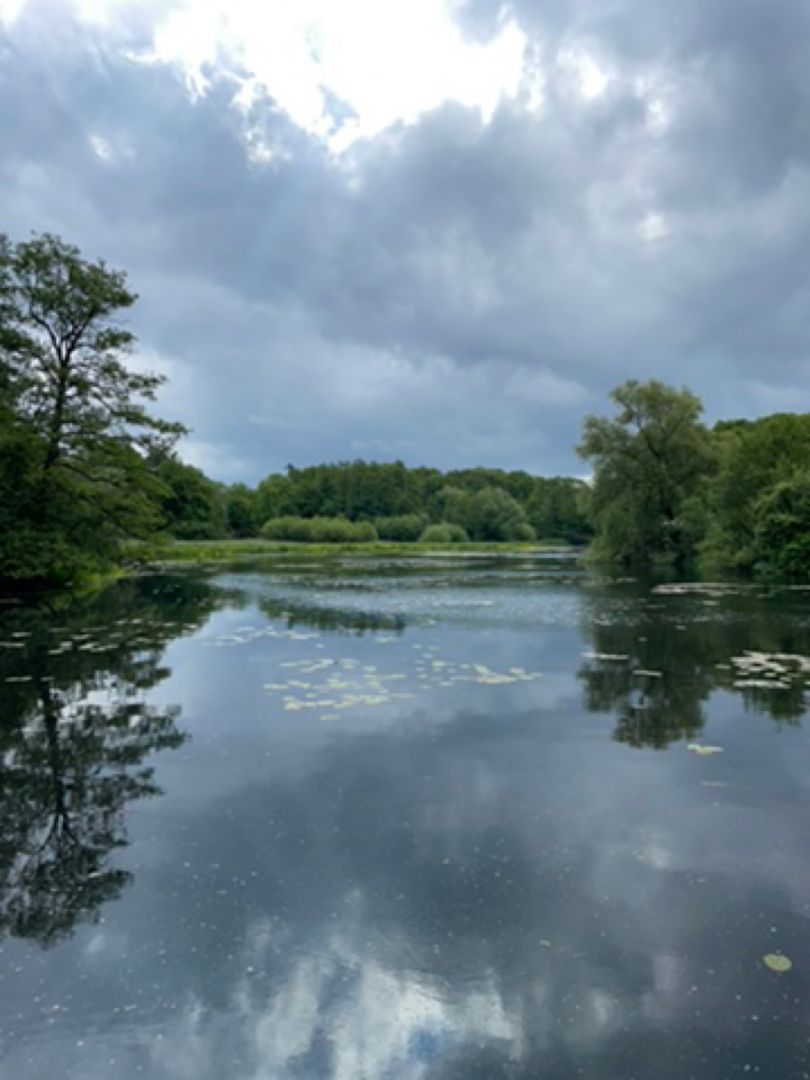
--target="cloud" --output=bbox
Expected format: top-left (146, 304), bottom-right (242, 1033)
top-left (2, 0), bottom-right (810, 482)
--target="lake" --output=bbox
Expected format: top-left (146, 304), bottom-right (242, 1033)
top-left (2, 554), bottom-right (810, 1079)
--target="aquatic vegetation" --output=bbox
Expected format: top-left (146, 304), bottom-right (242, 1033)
top-left (582, 652), bottom-right (629, 661)
top-left (762, 954), bottom-right (793, 973)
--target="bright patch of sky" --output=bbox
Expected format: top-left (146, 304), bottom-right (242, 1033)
top-left (638, 212), bottom-right (669, 243)
top-left (559, 46), bottom-right (611, 100)
top-left (0, 0), bottom-right (26, 22)
top-left (137, 0), bottom-right (528, 152)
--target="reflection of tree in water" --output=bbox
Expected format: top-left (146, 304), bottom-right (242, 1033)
top-left (259, 597), bottom-right (405, 636)
top-left (578, 586), bottom-right (810, 749)
top-left (0, 573), bottom-right (235, 946)
top-left (0, 681), bottom-right (182, 945)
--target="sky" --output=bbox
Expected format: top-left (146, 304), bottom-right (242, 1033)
top-left (2, 0), bottom-right (810, 482)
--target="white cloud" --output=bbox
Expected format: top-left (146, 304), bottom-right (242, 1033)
top-left (0, 0), bottom-right (26, 24)
top-left (88, 133), bottom-right (114, 162)
top-left (119, 0), bottom-right (528, 151)
top-left (558, 46), bottom-right (611, 101)
top-left (638, 211), bottom-right (669, 243)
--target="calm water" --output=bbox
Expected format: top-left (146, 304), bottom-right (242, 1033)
top-left (2, 555), bottom-right (810, 1079)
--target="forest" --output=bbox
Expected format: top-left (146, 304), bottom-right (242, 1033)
top-left (1, 233), bottom-right (808, 588)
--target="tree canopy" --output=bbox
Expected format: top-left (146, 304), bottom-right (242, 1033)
top-left (579, 381), bottom-right (810, 578)
top-left (0, 234), bottom-right (183, 585)
top-left (578, 380), bottom-right (714, 566)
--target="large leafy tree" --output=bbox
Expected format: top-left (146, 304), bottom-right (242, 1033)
top-left (578, 380), bottom-right (714, 566)
top-left (0, 233), bottom-right (183, 583)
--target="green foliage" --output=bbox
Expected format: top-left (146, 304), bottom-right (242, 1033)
top-left (700, 413), bottom-right (810, 573)
top-left (151, 454), bottom-right (227, 540)
top-left (525, 477), bottom-right (592, 543)
top-left (463, 486), bottom-right (536, 541)
top-left (431, 485), bottom-right (471, 526)
top-left (251, 465), bottom-right (587, 543)
top-left (0, 233), bottom-right (184, 586)
top-left (256, 473), bottom-right (300, 521)
top-left (578, 380), bottom-right (714, 566)
top-left (751, 470), bottom-right (810, 580)
top-left (284, 460), bottom-right (426, 519)
top-left (419, 523), bottom-right (470, 543)
top-left (374, 514), bottom-right (429, 541)
top-left (225, 484), bottom-right (260, 537)
top-left (260, 516), bottom-right (379, 543)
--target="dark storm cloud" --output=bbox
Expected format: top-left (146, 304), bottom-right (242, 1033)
top-left (2, 0), bottom-right (809, 480)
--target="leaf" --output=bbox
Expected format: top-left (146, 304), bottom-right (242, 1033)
top-left (762, 953), bottom-right (792, 973)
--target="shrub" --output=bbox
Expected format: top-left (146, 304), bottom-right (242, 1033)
top-left (260, 516), bottom-right (378, 543)
top-left (464, 486), bottom-right (533, 541)
top-left (375, 514), bottom-right (428, 541)
top-left (512, 522), bottom-right (537, 542)
top-left (419, 523), bottom-right (469, 543)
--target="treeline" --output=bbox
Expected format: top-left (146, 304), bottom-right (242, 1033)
top-left (579, 381), bottom-right (810, 578)
top-left (2, 233), bottom-right (808, 587)
top-left (0, 232), bottom-right (587, 588)
top-left (155, 457), bottom-right (593, 546)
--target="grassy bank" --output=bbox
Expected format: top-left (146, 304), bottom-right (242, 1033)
top-left (131, 538), bottom-right (577, 566)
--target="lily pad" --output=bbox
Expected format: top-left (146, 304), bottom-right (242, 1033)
top-left (762, 953), bottom-right (792, 973)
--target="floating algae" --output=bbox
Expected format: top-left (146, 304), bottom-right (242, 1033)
top-left (762, 953), bottom-right (792, 973)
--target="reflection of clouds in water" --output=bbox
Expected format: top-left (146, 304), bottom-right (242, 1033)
top-left (4, 565), bottom-right (810, 1077)
top-left (139, 918), bottom-right (523, 1079)
top-left (246, 946), bottom-right (519, 1080)
top-left (136, 899), bottom-right (713, 1079)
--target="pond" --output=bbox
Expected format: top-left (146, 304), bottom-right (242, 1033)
top-left (1, 554), bottom-right (810, 1079)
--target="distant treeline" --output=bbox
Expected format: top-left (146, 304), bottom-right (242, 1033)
top-left (154, 458), bottom-right (593, 545)
top-left (2, 232), bottom-right (809, 587)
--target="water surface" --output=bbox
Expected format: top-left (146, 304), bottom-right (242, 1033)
top-left (1, 556), bottom-right (810, 1078)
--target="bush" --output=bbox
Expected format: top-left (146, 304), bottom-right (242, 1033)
top-left (419, 523), bottom-right (469, 543)
top-left (375, 514), bottom-right (428, 541)
top-left (512, 522), bottom-right (537, 542)
top-left (260, 516), bottom-right (379, 543)
top-left (465, 486), bottom-right (533, 541)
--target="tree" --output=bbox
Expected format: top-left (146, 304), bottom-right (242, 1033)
top-left (464, 486), bottom-right (535, 542)
top-left (225, 483), bottom-right (260, 537)
top-left (751, 469), bottom-right (810, 580)
top-left (430, 485), bottom-right (471, 526)
top-left (578, 380), bottom-right (713, 566)
top-left (152, 453), bottom-right (228, 540)
top-left (256, 473), bottom-right (300, 522)
top-left (525, 477), bottom-right (592, 543)
top-left (0, 233), bottom-right (183, 583)
top-left (700, 414), bottom-right (810, 573)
